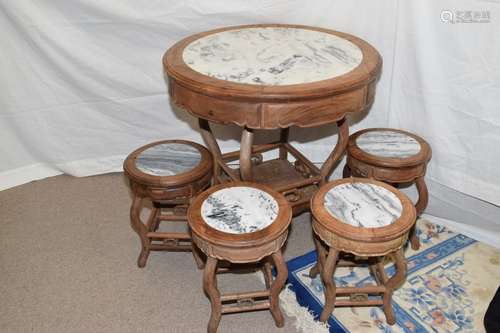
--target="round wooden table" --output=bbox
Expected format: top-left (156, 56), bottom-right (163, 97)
top-left (164, 24), bottom-right (382, 214)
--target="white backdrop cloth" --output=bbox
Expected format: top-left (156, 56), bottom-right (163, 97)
top-left (1, 1), bottom-right (499, 237)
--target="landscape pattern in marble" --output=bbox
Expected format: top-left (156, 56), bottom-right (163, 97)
top-left (135, 143), bottom-right (201, 176)
top-left (324, 183), bottom-right (403, 228)
top-left (201, 187), bottom-right (279, 234)
top-left (356, 130), bottom-right (421, 158)
top-left (183, 27), bottom-right (363, 86)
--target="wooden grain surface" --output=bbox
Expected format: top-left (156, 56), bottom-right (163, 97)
top-left (164, 24), bottom-right (382, 129)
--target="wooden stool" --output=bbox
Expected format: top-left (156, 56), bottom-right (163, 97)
top-left (123, 140), bottom-right (212, 268)
top-left (310, 177), bottom-right (416, 324)
top-left (188, 182), bottom-right (292, 333)
top-left (343, 128), bottom-right (431, 250)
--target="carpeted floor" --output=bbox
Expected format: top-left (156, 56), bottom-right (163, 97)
top-left (0, 173), bottom-right (315, 333)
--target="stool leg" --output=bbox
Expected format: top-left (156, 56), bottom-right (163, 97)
top-left (203, 257), bottom-right (221, 333)
top-left (369, 261), bottom-right (380, 284)
top-left (376, 259), bottom-right (388, 285)
top-left (148, 205), bottom-right (160, 232)
top-left (410, 176), bottom-right (428, 250)
top-left (191, 243), bottom-right (205, 270)
top-left (309, 234), bottom-right (327, 278)
top-left (262, 259), bottom-right (273, 289)
top-left (130, 195), bottom-right (150, 268)
top-left (409, 224), bottom-right (420, 251)
top-left (342, 164), bottom-right (352, 178)
top-left (415, 176), bottom-right (429, 215)
top-left (383, 249), bottom-right (407, 325)
top-left (320, 248), bottom-right (339, 322)
top-left (369, 257), bottom-right (388, 285)
top-left (269, 251), bottom-right (288, 327)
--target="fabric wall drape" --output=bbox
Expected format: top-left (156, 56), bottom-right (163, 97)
top-left (0, 0), bottom-right (399, 186)
top-left (1, 1), bottom-right (499, 239)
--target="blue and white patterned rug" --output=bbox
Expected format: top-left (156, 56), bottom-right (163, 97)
top-left (286, 219), bottom-right (500, 332)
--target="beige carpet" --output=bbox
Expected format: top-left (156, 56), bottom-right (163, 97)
top-left (0, 173), bottom-right (315, 333)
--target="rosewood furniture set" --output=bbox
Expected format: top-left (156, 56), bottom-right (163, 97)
top-left (123, 24), bottom-right (432, 332)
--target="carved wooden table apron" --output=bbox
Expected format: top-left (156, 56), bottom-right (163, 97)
top-left (164, 24), bottom-right (382, 214)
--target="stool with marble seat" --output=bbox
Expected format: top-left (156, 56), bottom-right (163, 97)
top-left (309, 177), bottom-right (416, 324)
top-left (123, 140), bottom-right (212, 268)
top-left (343, 128), bottom-right (431, 250)
top-left (187, 182), bottom-right (291, 333)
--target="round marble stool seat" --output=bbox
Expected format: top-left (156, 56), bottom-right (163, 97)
top-left (310, 178), bottom-right (416, 325)
top-left (343, 128), bottom-right (431, 250)
top-left (188, 182), bottom-right (292, 333)
top-left (123, 140), bottom-right (212, 268)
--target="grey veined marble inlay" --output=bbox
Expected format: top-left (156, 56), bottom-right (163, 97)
top-left (324, 183), bottom-right (402, 228)
top-left (201, 187), bottom-right (279, 234)
top-left (183, 27), bottom-right (363, 86)
top-left (135, 143), bottom-right (201, 176)
top-left (356, 130), bottom-right (421, 158)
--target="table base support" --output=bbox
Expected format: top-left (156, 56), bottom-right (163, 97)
top-left (198, 118), bottom-right (349, 214)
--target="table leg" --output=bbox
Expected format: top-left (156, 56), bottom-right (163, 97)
top-left (240, 126), bottom-right (254, 181)
top-left (199, 119), bottom-right (223, 183)
top-left (342, 164), bottom-right (352, 178)
top-left (279, 128), bottom-right (289, 160)
top-left (320, 117), bottom-right (349, 184)
top-left (198, 119), bottom-right (240, 183)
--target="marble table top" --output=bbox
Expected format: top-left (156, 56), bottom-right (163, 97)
top-left (182, 27), bottom-right (363, 86)
top-left (135, 142), bottom-right (201, 176)
top-left (324, 183), bottom-right (402, 228)
top-left (201, 186), bottom-right (279, 234)
top-left (356, 130), bottom-right (421, 158)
